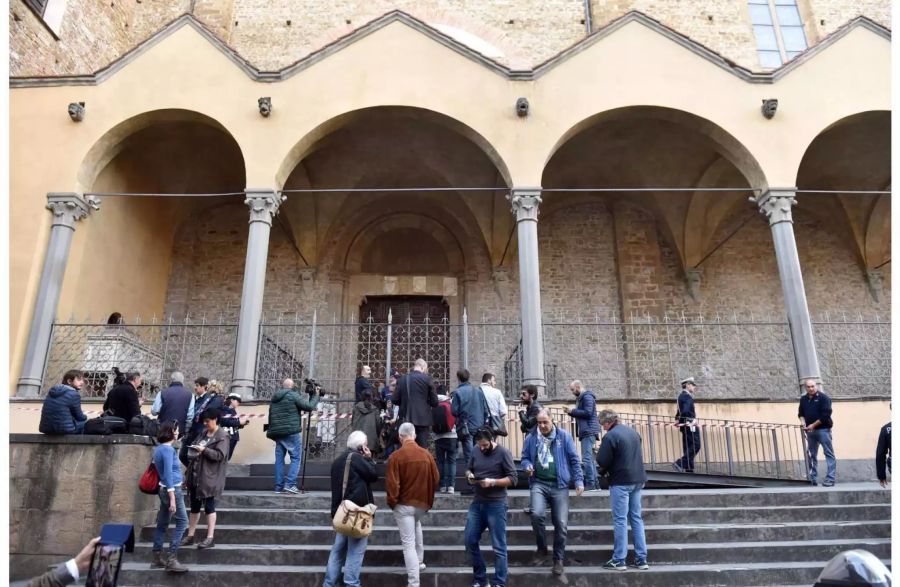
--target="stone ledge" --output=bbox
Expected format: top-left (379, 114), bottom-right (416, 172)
top-left (11, 433), bottom-right (154, 445)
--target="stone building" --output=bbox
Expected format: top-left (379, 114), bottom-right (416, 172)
top-left (9, 0), bottom-right (890, 467)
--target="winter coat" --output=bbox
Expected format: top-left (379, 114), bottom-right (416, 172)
top-left (355, 376), bottom-right (375, 403)
top-left (596, 422), bottom-right (647, 486)
top-left (103, 382), bottom-right (141, 422)
top-left (39, 384), bottom-right (87, 435)
top-left (266, 388), bottom-right (319, 439)
top-left (394, 371), bottom-right (438, 427)
top-left (352, 401), bottom-right (384, 450)
top-left (570, 391), bottom-right (601, 439)
top-left (186, 426), bottom-right (229, 499)
top-left (330, 449), bottom-right (378, 518)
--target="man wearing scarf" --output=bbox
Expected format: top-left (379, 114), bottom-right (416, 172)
top-left (520, 409), bottom-right (584, 576)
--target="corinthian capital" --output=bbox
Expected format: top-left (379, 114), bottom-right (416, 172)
top-left (244, 189), bottom-right (286, 225)
top-left (46, 192), bottom-right (100, 229)
top-left (508, 188), bottom-right (542, 222)
top-left (750, 189), bottom-right (797, 226)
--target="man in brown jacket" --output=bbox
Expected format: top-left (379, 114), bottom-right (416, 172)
top-left (386, 422), bottom-right (440, 587)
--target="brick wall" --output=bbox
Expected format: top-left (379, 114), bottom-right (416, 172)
top-left (10, 0), bottom-right (890, 76)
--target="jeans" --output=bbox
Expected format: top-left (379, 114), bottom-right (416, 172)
top-left (152, 487), bottom-right (188, 556)
top-left (580, 436), bottom-right (598, 488)
top-left (435, 438), bottom-right (458, 489)
top-left (609, 484), bottom-right (648, 563)
top-left (323, 532), bottom-right (368, 587)
top-left (675, 427), bottom-right (701, 472)
top-left (530, 482), bottom-right (569, 562)
top-left (274, 433), bottom-right (302, 490)
top-left (465, 501), bottom-right (508, 587)
top-left (460, 435), bottom-right (474, 472)
top-left (393, 504), bottom-right (426, 587)
top-left (414, 425), bottom-right (430, 449)
top-left (806, 428), bottom-right (837, 484)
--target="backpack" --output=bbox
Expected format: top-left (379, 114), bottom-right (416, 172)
top-left (84, 415), bottom-right (128, 435)
top-left (432, 401), bottom-right (455, 434)
top-left (129, 414), bottom-right (160, 438)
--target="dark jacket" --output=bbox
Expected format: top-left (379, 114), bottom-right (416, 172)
top-left (266, 388), bottom-right (319, 439)
top-left (330, 449), bottom-right (378, 517)
top-left (876, 421), bottom-right (891, 481)
top-left (157, 383), bottom-right (193, 438)
top-left (103, 382), bottom-right (141, 422)
top-left (220, 404), bottom-right (243, 442)
top-left (355, 376), bottom-right (374, 403)
top-left (395, 371), bottom-right (438, 427)
top-left (39, 384), bottom-right (87, 435)
top-left (186, 426), bottom-right (229, 499)
top-left (352, 400), bottom-right (383, 450)
top-left (26, 564), bottom-right (77, 587)
top-left (798, 391), bottom-right (833, 429)
top-left (676, 391), bottom-right (696, 423)
top-left (519, 401), bottom-right (543, 434)
top-left (570, 391), bottom-right (601, 439)
top-left (596, 422), bottom-right (647, 486)
top-left (188, 392), bottom-right (225, 440)
top-left (520, 426), bottom-right (584, 489)
top-left (451, 382), bottom-right (489, 435)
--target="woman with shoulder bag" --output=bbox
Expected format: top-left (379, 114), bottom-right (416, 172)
top-left (149, 422), bottom-right (189, 573)
top-left (323, 431), bottom-right (379, 587)
top-left (180, 408), bottom-right (229, 549)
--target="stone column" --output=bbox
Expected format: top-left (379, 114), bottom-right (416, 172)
top-left (752, 189), bottom-right (821, 389)
top-left (508, 188), bottom-right (546, 390)
top-left (17, 193), bottom-right (100, 397)
top-left (230, 189), bottom-right (286, 397)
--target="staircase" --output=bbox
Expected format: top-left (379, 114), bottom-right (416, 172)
top-left (120, 482), bottom-right (889, 586)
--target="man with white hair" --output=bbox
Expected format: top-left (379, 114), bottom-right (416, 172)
top-left (394, 358), bottom-right (439, 448)
top-left (152, 371), bottom-right (195, 440)
top-left (386, 422), bottom-right (440, 586)
top-left (324, 430), bottom-right (378, 587)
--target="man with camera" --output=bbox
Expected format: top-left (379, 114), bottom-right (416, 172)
top-left (266, 378), bottom-right (320, 494)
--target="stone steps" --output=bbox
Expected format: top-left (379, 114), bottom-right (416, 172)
top-left (120, 483), bottom-right (891, 587)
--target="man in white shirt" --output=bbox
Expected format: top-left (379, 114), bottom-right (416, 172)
top-left (480, 373), bottom-right (508, 433)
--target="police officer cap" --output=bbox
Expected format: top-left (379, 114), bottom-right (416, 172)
top-left (227, 392), bottom-right (242, 401)
top-left (680, 377), bottom-right (695, 386)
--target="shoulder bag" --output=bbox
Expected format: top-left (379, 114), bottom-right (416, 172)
top-left (481, 387), bottom-right (507, 437)
top-left (332, 453), bottom-right (377, 538)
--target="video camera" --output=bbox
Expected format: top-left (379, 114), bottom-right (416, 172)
top-left (303, 378), bottom-right (324, 397)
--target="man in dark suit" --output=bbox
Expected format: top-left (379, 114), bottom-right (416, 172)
top-left (394, 358), bottom-right (439, 448)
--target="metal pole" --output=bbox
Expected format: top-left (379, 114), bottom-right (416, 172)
top-left (646, 414), bottom-right (656, 469)
top-left (771, 428), bottom-right (782, 478)
top-left (386, 309), bottom-right (393, 384)
top-left (724, 421), bottom-right (735, 477)
top-left (462, 307), bottom-right (469, 370)
top-left (300, 309), bottom-right (318, 494)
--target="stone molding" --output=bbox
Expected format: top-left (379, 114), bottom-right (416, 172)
top-left (46, 192), bottom-right (100, 229)
top-left (508, 188), bottom-right (542, 222)
top-left (751, 189), bottom-right (797, 226)
top-left (244, 189), bottom-right (285, 226)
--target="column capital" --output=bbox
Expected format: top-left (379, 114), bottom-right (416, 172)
top-left (244, 189), bottom-right (286, 226)
top-left (508, 188), bottom-right (542, 222)
top-left (750, 188), bottom-right (797, 226)
top-left (46, 192), bottom-right (100, 229)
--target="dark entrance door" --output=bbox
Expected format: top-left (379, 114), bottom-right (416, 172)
top-left (358, 296), bottom-right (450, 387)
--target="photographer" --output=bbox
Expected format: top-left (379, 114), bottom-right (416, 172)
top-left (266, 378), bottom-right (320, 494)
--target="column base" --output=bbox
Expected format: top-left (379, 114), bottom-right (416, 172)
top-left (16, 378), bottom-right (43, 398)
top-left (523, 377), bottom-right (546, 392)
top-left (229, 378), bottom-right (257, 399)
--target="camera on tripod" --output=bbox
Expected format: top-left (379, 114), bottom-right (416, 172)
top-left (304, 378), bottom-right (324, 396)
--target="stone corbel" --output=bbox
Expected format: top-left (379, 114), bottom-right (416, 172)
top-left (492, 266), bottom-right (512, 303)
top-left (299, 267), bottom-right (317, 296)
top-left (685, 268), bottom-right (702, 302)
top-left (866, 269), bottom-right (884, 303)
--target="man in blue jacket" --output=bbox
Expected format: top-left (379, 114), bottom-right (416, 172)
top-left (798, 379), bottom-right (836, 486)
top-left (39, 369), bottom-right (88, 434)
top-left (568, 380), bottom-right (601, 490)
top-left (451, 368), bottom-right (490, 478)
top-left (520, 409), bottom-right (584, 576)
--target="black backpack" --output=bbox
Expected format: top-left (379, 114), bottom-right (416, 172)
top-left (84, 415), bottom-right (128, 435)
top-left (129, 414), bottom-right (160, 438)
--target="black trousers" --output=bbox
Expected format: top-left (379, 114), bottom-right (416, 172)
top-left (676, 427), bottom-right (702, 472)
top-left (414, 425), bottom-right (431, 449)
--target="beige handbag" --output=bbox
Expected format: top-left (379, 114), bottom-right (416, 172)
top-left (332, 453), bottom-right (377, 538)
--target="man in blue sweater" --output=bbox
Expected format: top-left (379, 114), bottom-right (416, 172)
top-left (798, 379), bottom-right (836, 486)
top-left (521, 409), bottom-right (584, 576)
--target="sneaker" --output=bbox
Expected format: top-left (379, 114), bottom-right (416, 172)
top-left (822, 481), bottom-right (835, 487)
top-left (809, 480), bottom-right (818, 486)
top-left (447, 487), bottom-right (455, 495)
top-left (197, 536), bottom-right (215, 549)
top-left (602, 559), bottom-right (626, 571)
top-left (672, 462), bottom-right (685, 473)
top-left (179, 534), bottom-right (195, 547)
top-left (552, 560), bottom-right (565, 575)
top-left (440, 487), bottom-right (448, 494)
top-left (284, 486), bottom-right (301, 494)
top-left (274, 488), bottom-right (284, 494)
top-left (523, 507), bottom-right (533, 515)
top-left (631, 559), bottom-right (650, 570)
top-left (419, 563), bottom-right (427, 571)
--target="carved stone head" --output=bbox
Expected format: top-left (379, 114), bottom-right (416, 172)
top-left (761, 98), bottom-right (778, 119)
top-left (258, 97), bottom-right (272, 117)
top-left (68, 102), bottom-right (85, 122)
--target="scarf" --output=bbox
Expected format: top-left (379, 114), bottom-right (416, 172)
top-left (538, 426), bottom-right (557, 469)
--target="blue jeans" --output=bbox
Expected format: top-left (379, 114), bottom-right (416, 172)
top-left (806, 428), bottom-right (837, 484)
top-left (580, 436), bottom-right (598, 488)
top-left (323, 532), bottom-right (368, 587)
top-left (274, 433), bottom-right (302, 490)
top-left (460, 435), bottom-right (474, 471)
top-left (609, 484), bottom-right (648, 563)
top-left (530, 482), bottom-right (569, 561)
top-left (152, 487), bottom-right (188, 556)
top-left (435, 438), bottom-right (458, 489)
top-left (465, 501), bottom-right (508, 587)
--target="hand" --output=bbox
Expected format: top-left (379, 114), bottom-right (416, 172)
top-left (575, 486), bottom-right (584, 496)
top-left (479, 478), bottom-right (496, 488)
top-left (169, 497), bottom-right (176, 513)
top-left (525, 466), bottom-right (534, 478)
top-left (74, 537), bottom-right (101, 574)
top-left (361, 446), bottom-right (372, 459)
top-left (466, 471), bottom-right (475, 482)
top-left (880, 479), bottom-right (889, 488)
